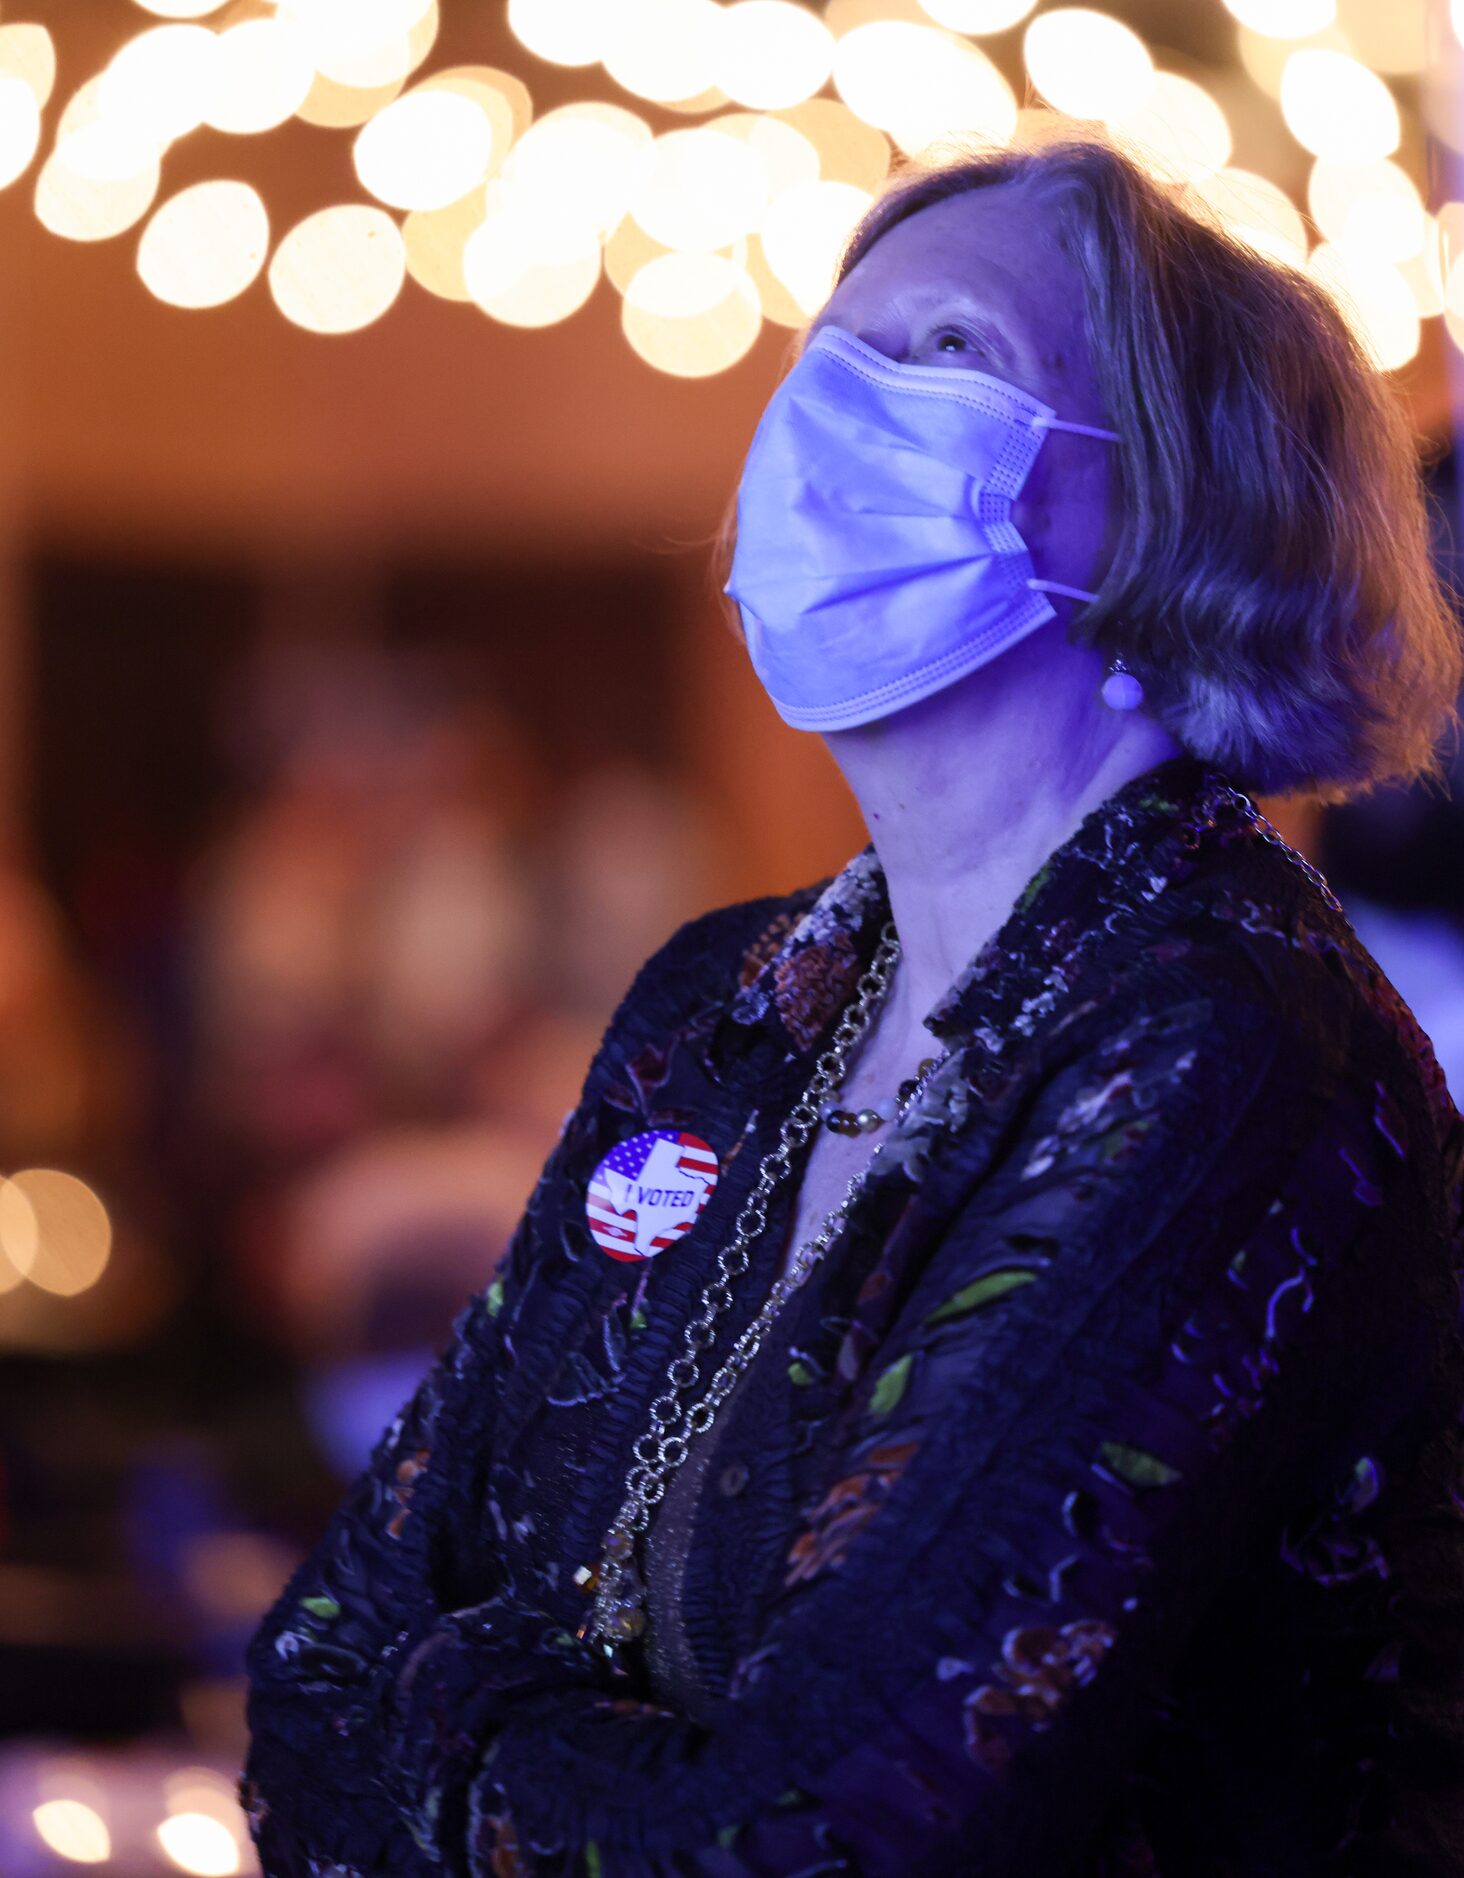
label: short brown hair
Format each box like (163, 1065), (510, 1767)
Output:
(721, 132), (1463, 808)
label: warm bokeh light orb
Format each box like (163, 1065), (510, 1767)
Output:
(403, 187), (488, 301)
(133, 0), (228, 15)
(36, 144), (162, 242)
(354, 89), (496, 212)
(0, 24), (58, 112)
(315, 36), (414, 92)
(622, 249), (762, 375)
(138, 179), (270, 308)
(0, 1177), (38, 1285)
(415, 65), (524, 161)
(295, 69), (407, 130)
(277, 0), (435, 64)
(629, 126), (769, 252)
(500, 102), (651, 244)
(32, 1801), (111, 1866)
(0, 1181), (40, 1282)
(56, 93), (166, 186)
(1184, 164), (1308, 266)
(462, 184), (537, 297)
(465, 195), (601, 325)
(743, 230), (806, 326)
(601, 0), (722, 105)
(507, 0), (609, 67)
(1221, 0), (1336, 35)
(1104, 71), (1231, 186)
(1023, 8), (1154, 120)
(206, 17), (316, 135)
(0, 76), (41, 191)
(3, 1171), (112, 1297)
(165, 1765), (249, 1825)
(99, 24), (224, 145)
(155, 1812), (241, 1878)
(624, 248), (740, 320)
(1308, 158), (1426, 264)
(918, 0), (1037, 31)
(894, 41), (1015, 158)
(283, 0), (437, 89)
(329, 3), (434, 90)
(1279, 48), (1400, 163)
(772, 96), (890, 191)
(1308, 239), (1419, 370)
(830, 20), (954, 132)
(713, 3), (835, 111)
(834, 22), (1016, 157)
(760, 176), (872, 315)
(163, 1765), (242, 1825)
(1337, 0), (1425, 74)
(713, 112), (820, 196)
(410, 0), (444, 72)
(269, 203), (408, 333)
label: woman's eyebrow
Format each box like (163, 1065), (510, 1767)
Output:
(975, 320), (1019, 372)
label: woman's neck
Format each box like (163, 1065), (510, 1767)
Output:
(822, 628), (1187, 1041)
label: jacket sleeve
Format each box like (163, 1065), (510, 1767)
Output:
(238, 898), (796, 1877)
(363, 960), (1451, 1877)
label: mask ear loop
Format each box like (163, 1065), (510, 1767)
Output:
(1024, 414), (1120, 603)
(1027, 577), (1102, 603)
(1031, 415), (1122, 441)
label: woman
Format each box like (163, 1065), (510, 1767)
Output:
(240, 136), (1464, 1874)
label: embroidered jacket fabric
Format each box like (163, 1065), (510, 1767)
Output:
(239, 751), (1464, 1877)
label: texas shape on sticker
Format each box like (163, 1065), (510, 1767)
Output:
(586, 1128), (720, 1262)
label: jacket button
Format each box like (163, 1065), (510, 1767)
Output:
(718, 1461), (749, 1497)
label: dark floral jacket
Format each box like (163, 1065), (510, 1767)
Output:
(239, 751), (1464, 1876)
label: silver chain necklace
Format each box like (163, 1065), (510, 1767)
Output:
(1228, 786), (1343, 911)
(574, 917), (932, 1653)
(573, 780), (1340, 1657)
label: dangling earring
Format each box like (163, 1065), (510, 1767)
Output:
(1101, 654), (1144, 712)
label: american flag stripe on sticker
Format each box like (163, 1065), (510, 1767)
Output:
(585, 1127), (720, 1262)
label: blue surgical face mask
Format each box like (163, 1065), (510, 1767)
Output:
(723, 324), (1120, 732)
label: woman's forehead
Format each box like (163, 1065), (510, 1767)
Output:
(827, 187), (1092, 386)
(842, 190), (1069, 314)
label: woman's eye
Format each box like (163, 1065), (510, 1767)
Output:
(930, 327), (984, 358)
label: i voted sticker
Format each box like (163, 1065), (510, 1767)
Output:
(586, 1128), (720, 1263)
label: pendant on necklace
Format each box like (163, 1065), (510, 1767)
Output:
(820, 1057), (939, 1135)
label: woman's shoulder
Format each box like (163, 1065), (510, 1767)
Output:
(1173, 835), (1458, 1129)
(1003, 831), (1460, 1252)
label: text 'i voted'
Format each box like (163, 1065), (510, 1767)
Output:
(586, 1129), (719, 1262)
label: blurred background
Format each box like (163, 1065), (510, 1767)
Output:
(0, 1), (1460, 1872)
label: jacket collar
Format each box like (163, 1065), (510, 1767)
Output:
(721, 751), (1236, 1077)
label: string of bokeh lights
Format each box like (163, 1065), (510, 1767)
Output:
(19, 1760), (250, 1876)
(0, 1), (1451, 376)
